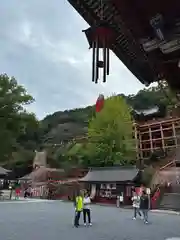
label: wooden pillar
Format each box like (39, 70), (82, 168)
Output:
(172, 121), (177, 147)
(139, 132), (143, 161)
(160, 123), (165, 151)
(134, 123), (139, 161)
(149, 127), (153, 152)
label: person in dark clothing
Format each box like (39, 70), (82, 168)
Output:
(24, 188), (30, 198)
(140, 190), (149, 224)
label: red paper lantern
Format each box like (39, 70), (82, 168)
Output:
(95, 94), (104, 113)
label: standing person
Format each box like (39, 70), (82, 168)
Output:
(119, 193), (124, 207)
(140, 190), (149, 224)
(15, 181), (21, 200)
(74, 191), (83, 228)
(139, 184), (144, 196)
(15, 186), (21, 200)
(132, 191), (142, 220)
(83, 192), (92, 226)
(24, 187), (29, 198)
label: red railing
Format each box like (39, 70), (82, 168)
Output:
(151, 187), (161, 209)
(150, 159), (177, 208)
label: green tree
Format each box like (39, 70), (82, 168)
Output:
(0, 73), (34, 162)
(87, 95), (136, 167)
(16, 112), (40, 149)
(126, 80), (177, 110)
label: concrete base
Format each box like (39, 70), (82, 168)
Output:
(151, 209), (180, 215)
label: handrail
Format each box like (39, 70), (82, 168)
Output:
(159, 160), (177, 171)
(151, 187), (161, 209)
(150, 158), (178, 208)
(150, 163), (174, 190)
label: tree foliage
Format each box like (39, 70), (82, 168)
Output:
(0, 74), (35, 162)
(86, 95), (136, 167)
(126, 81), (177, 110)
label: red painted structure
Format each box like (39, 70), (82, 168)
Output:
(19, 167), (87, 199)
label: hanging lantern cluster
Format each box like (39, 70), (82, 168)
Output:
(83, 22), (115, 83)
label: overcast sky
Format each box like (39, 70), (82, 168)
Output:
(0, 0), (145, 119)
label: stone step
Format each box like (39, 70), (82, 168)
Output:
(160, 192), (180, 210)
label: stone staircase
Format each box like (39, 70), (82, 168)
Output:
(159, 192), (180, 210)
(151, 161), (180, 210)
(156, 126), (180, 210)
(159, 183), (180, 210)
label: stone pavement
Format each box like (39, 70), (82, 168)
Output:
(0, 201), (180, 240)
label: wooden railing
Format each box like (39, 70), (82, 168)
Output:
(151, 185), (166, 209)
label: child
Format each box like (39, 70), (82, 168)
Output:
(83, 192), (92, 226)
(132, 191), (142, 220)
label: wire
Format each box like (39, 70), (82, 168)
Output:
(100, 0), (104, 20)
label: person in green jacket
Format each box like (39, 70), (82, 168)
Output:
(74, 191), (83, 227)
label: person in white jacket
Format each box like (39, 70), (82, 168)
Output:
(131, 191), (142, 220)
(83, 192), (92, 226)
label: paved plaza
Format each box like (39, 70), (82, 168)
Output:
(0, 200), (180, 240)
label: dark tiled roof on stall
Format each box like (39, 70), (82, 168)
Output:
(0, 166), (11, 175)
(79, 166), (139, 182)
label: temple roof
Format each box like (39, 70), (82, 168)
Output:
(134, 106), (159, 116)
(19, 167), (65, 182)
(0, 167), (11, 176)
(19, 174), (31, 180)
(79, 167), (139, 182)
(132, 105), (166, 121)
(68, 0), (180, 89)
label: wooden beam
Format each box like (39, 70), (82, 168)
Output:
(138, 117), (180, 128)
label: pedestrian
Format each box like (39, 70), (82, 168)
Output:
(74, 191), (83, 228)
(24, 187), (29, 198)
(83, 192), (92, 226)
(119, 193), (124, 207)
(15, 187), (21, 200)
(131, 191), (142, 220)
(140, 190), (149, 224)
(139, 184), (144, 196)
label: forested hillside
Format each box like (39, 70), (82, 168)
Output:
(40, 82), (175, 145)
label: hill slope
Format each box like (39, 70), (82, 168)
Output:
(39, 85), (173, 145)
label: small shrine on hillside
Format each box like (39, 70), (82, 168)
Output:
(19, 150), (88, 199)
(19, 150), (65, 198)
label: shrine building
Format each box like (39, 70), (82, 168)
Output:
(79, 166), (141, 205)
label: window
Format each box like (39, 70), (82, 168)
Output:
(100, 184), (105, 189)
(106, 184), (110, 189)
(110, 183), (116, 189)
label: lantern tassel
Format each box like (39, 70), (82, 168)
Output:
(103, 38), (107, 83)
(95, 37), (99, 84)
(92, 41), (96, 82)
(107, 46), (110, 75)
